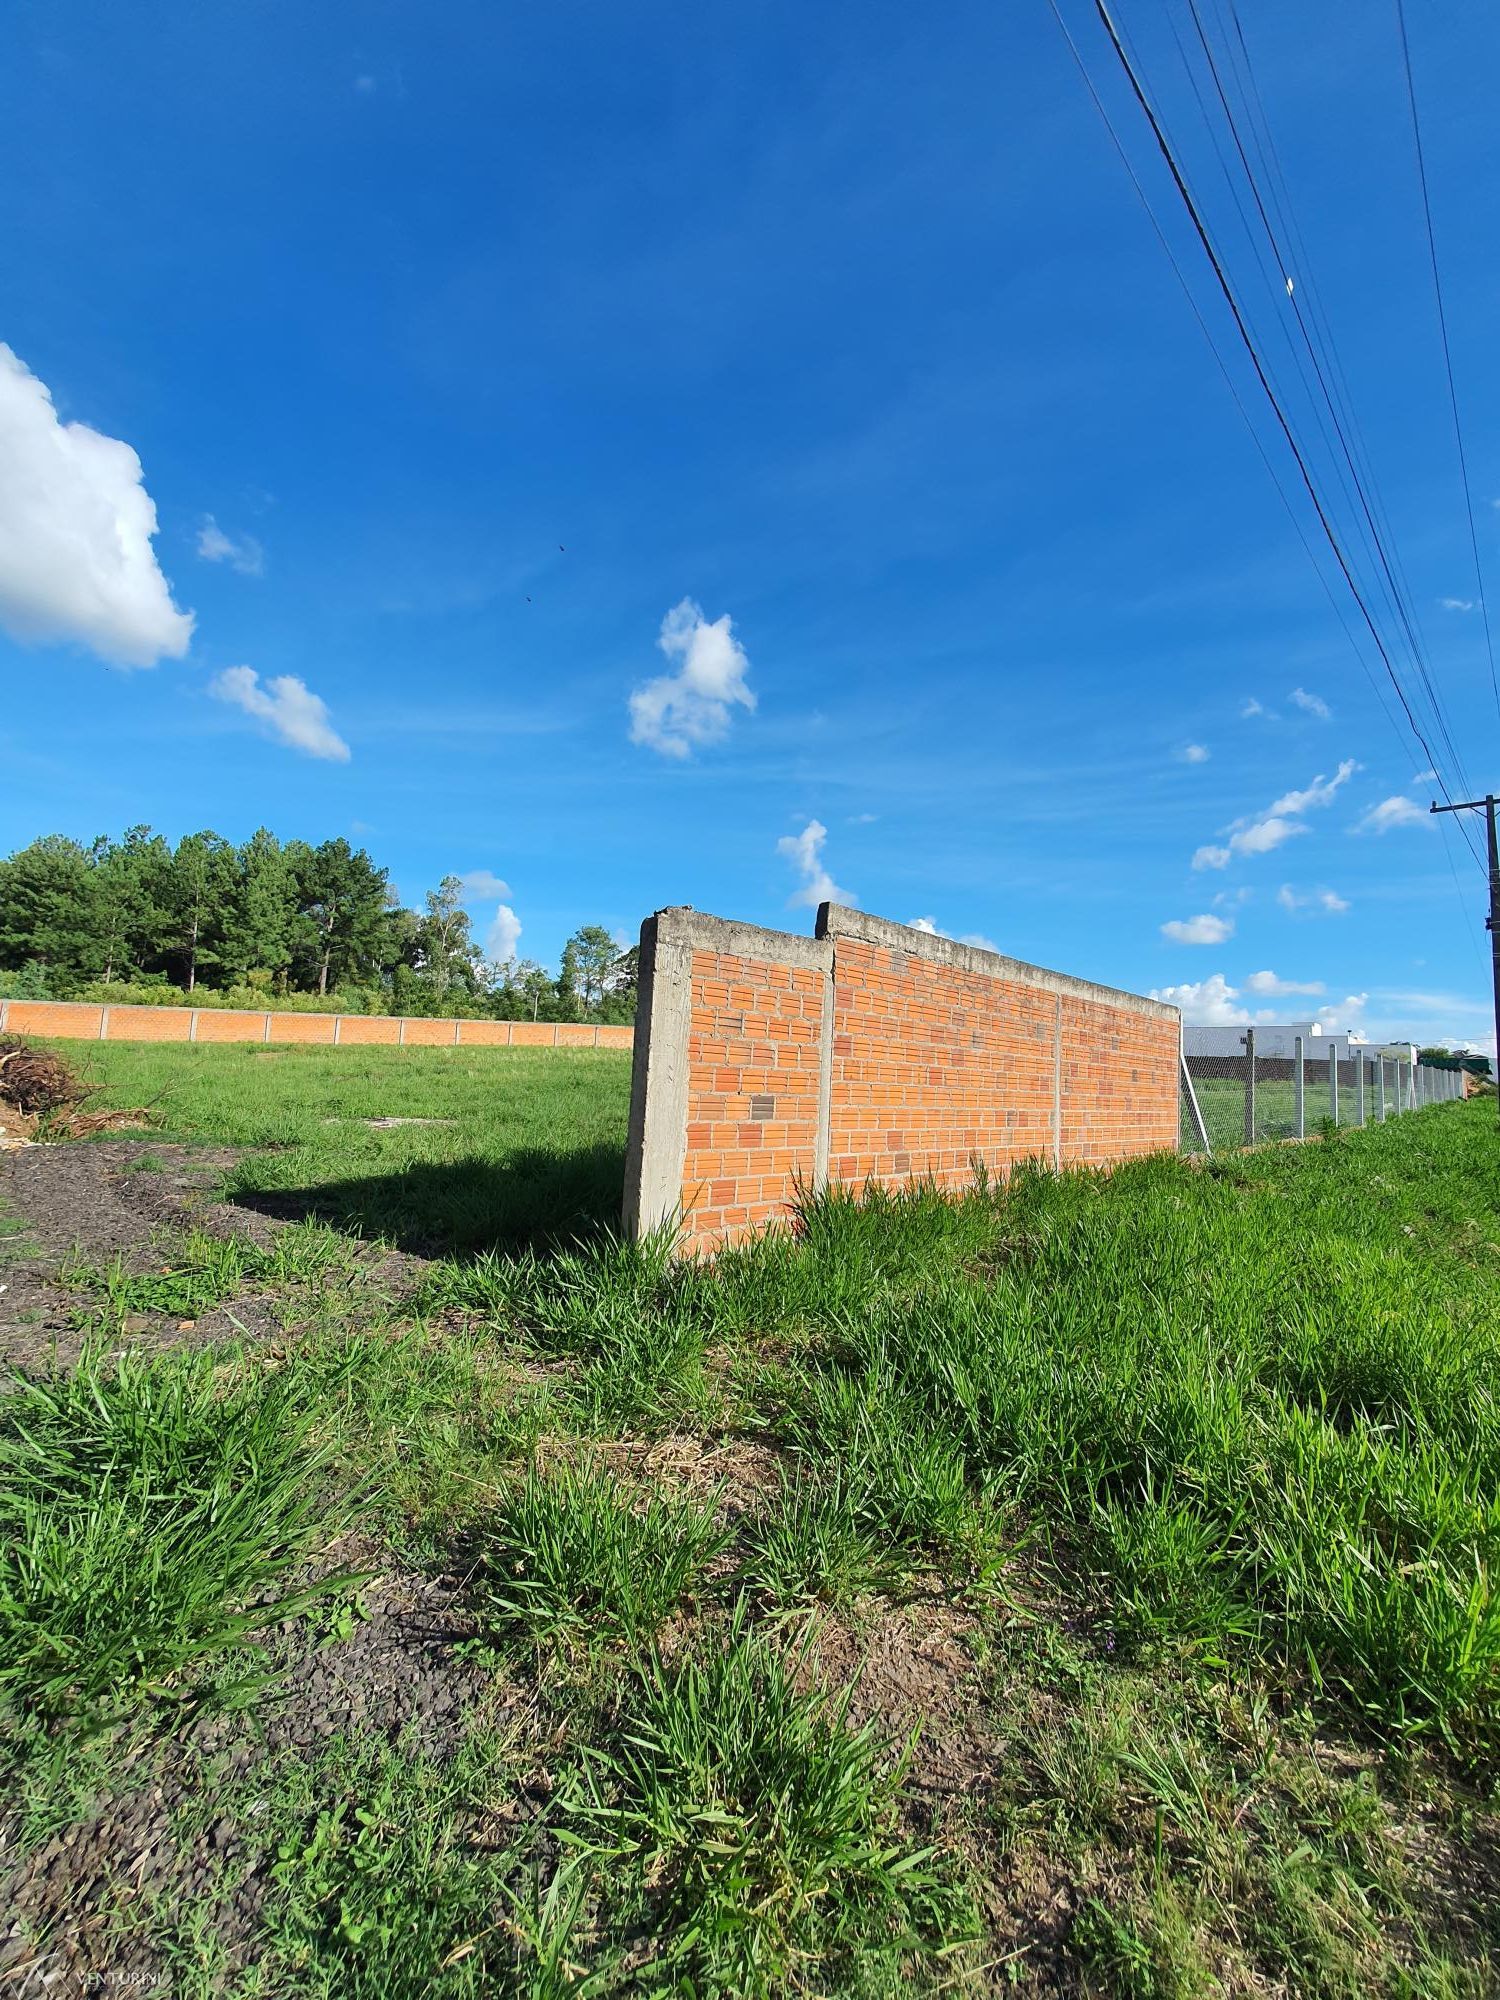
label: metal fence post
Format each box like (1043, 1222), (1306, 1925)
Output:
(1355, 1052), (1365, 1126)
(1328, 1044), (1340, 1125)
(1243, 1027), (1256, 1145)
(1180, 1050), (1211, 1155)
(1378, 1056), (1387, 1121)
(1294, 1034), (1305, 1140)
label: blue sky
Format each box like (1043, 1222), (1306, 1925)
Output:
(2, 0), (1497, 1047)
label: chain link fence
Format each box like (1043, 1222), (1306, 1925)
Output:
(1179, 1031), (1468, 1155)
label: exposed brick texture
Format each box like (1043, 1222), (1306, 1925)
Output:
(678, 946), (828, 1251)
(0, 997), (634, 1052)
(624, 905), (1180, 1255)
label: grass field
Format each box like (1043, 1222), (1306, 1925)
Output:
(2, 1042), (1498, 1994)
(63, 1039), (634, 1251)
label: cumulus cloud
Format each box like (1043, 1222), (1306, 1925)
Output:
(1289, 686), (1331, 719)
(1245, 969), (1326, 996)
(1178, 743), (1210, 763)
(908, 916), (1000, 953)
(210, 666), (350, 761)
(1161, 913), (1233, 945)
(1150, 972), (1249, 1025)
(1438, 597), (1476, 612)
(1277, 884), (1350, 914)
(1412, 767), (1438, 784)
(777, 819), (855, 909)
(486, 905), (522, 964)
(1319, 993), (1367, 1031)
(197, 515), (264, 577)
(1241, 697), (1273, 719)
(458, 869), (512, 901)
(1192, 761), (1356, 869)
(628, 598), (755, 757)
(1354, 795), (1426, 835)
(0, 342), (194, 667)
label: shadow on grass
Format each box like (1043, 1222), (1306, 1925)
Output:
(228, 1142), (627, 1259)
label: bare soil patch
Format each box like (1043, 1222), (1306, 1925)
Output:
(0, 1540), (499, 1995)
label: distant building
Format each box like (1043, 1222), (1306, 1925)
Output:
(1183, 1022), (1415, 1064)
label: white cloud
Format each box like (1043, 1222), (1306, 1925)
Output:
(1289, 686), (1331, 719)
(1192, 760), (1356, 869)
(1265, 761), (1357, 817)
(1178, 743), (1210, 763)
(486, 904), (521, 964)
(1245, 969), (1326, 996)
(458, 869), (512, 901)
(1233, 814), (1307, 858)
(1241, 697), (1266, 718)
(1319, 993), (1367, 1032)
(1161, 913), (1233, 945)
(1277, 884), (1349, 914)
(210, 666), (350, 761)
(196, 515), (264, 577)
(628, 598), (755, 757)
(848, 812), (879, 824)
(1438, 597), (1476, 612)
(0, 342), (194, 667)
(1151, 972), (1249, 1025)
(907, 916), (1000, 952)
(778, 819), (855, 908)
(1412, 768), (1438, 784)
(1354, 795), (1426, 835)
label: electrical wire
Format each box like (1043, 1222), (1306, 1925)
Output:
(1044, 0), (1407, 753)
(1081, 0), (1483, 860)
(1182, 0), (1478, 811)
(1396, 0), (1500, 728)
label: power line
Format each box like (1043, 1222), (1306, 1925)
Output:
(1396, 0), (1500, 729)
(1181, 0), (1474, 803)
(1044, 0), (1407, 752)
(1079, 0), (1482, 859)
(1171, 0), (1476, 816)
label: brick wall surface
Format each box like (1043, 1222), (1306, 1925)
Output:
(679, 946), (828, 1250)
(0, 997), (634, 1051)
(624, 904), (1180, 1254)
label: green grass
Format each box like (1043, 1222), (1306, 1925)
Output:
(55, 1039), (633, 1253)
(3, 1042), (1497, 1994)
(0, 1342), (358, 1733)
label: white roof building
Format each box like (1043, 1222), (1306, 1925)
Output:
(1183, 1022), (1415, 1062)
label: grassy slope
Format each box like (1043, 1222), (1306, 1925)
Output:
(3, 1045), (1498, 1994)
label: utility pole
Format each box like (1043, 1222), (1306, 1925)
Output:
(1429, 795), (1500, 1126)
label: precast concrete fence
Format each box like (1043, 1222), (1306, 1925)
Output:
(623, 903), (1181, 1254)
(0, 997), (634, 1051)
(1179, 1028), (1472, 1155)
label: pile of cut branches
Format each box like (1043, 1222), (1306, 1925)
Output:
(0, 1035), (153, 1141)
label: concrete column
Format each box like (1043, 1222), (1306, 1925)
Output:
(1294, 1035), (1304, 1140)
(100, 1007), (111, 1042)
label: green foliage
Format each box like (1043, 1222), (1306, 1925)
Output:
(0, 1344), (354, 1729)
(0, 825), (636, 1021)
(471, 1459), (729, 1658)
(555, 1610), (970, 1994)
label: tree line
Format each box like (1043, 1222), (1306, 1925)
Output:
(0, 827), (637, 1023)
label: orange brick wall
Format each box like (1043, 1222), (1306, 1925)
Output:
(624, 905), (1181, 1254)
(827, 937), (1058, 1187)
(0, 997), (634, 1052)
(679, 946), (828, 1252)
